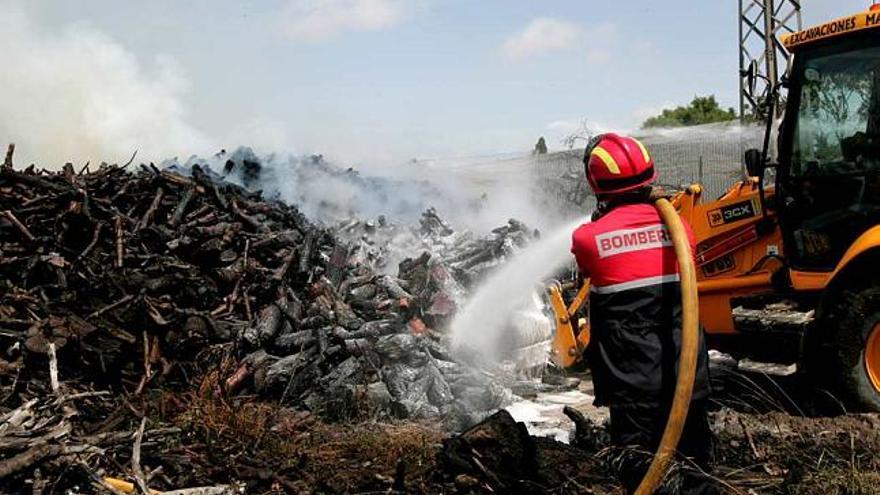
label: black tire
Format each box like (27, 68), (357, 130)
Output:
(816, 288), (880, 412)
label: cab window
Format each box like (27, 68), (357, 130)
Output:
(793, 45), (880, 176)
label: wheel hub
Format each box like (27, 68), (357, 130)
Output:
(867, 322), (880, 393)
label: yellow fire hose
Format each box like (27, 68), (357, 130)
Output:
(634, 197), (701, 495)
(107, 202), (697, 495)
(549, 197), (700, 492)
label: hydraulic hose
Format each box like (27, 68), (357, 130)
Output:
(634, 198), (700, 495)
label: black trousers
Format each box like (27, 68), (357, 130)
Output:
(608, 400), (718, 494)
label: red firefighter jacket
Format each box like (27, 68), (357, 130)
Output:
(571, 202), (710, 407)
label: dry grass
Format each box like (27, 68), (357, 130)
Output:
(710, 409), (880, 494)
(149, 362), (880, 494)
(174, 394), (310, 462)
(169, 393), (445, 493)
(786, 469), (880, 495)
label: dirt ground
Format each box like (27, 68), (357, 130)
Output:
(3, 369), (880, 494)
(108, 379), (880, 494)
(165, 389), (880, 495)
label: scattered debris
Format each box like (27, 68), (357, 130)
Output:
(3, 152), (880, 494)
(440, 409), (611, 494)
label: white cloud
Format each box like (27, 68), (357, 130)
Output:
(502, 17), (581, 61)
(584, 23), (618, 63)
(279, 0), (405, 42)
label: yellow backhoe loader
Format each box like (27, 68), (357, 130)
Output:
(551, 5), (880, 414)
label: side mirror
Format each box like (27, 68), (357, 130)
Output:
(744, 148), (764, 178)
(746, 60), (758, 99)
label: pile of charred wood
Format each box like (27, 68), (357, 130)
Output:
(339, 207), (539, 293)
(0, 149), (531, 429)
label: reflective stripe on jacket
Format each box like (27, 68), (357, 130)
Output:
(571, 202), (710, 407)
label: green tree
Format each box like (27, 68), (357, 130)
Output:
(533, 136), (548, 155)
(642, 95), (737, 128)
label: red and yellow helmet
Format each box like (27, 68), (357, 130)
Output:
(583, 133), (656, 195)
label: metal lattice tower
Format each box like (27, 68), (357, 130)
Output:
(739, 0), (802, 119)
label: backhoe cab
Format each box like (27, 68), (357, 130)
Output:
(550, 6), (880, 411)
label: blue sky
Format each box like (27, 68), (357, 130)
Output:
(1, 0), (869, 166)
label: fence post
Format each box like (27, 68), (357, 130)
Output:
(698, 156), (704, 185)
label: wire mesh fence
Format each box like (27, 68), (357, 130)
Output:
(532, 125), (766, 218)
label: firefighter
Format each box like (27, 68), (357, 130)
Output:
(571, 133), (715, 494)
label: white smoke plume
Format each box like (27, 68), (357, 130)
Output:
(0, 2), (214, 169)
(0, 2), (569, 235)
(386, 153), (577, 232)
(173, 146), (571, 235)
